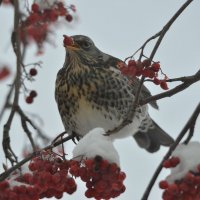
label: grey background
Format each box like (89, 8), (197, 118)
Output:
(0, 0), (200, 199)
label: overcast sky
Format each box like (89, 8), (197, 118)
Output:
(0, 0), (200, 200)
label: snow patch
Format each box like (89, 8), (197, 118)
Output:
(73, 127), (120, 166)
(34, 0), (60, 10)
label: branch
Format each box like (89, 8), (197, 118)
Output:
(108, 0), (194, 135)
(2, 0), (22, 164)
(0, 83), (14, 122)
(141, 102), (200, 200)
(134, 0), (194, 108)
(140, 69), (200, 105)
(0, 133), (73, 182)
(16, 106), (50, 147)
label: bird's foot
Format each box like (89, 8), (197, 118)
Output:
(72, 131), (80, 144)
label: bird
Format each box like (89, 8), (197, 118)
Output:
(55, 35), (174, 153)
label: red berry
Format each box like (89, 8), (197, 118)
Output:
(142, 69), (148, 77)
(84, 159), (94, 169)
(29, 68), (37, 76)
(99, 159), (109, 171)
(69, 165), (79, 177)
(170, 157), (180, 167)
(159, 180), (169, 189)
(167, 183), (178, 194)
(151, 62), (160, 72)
(128, 60), (136, 67)
(65, 14), (73, 22)
(160, 80), (169, 90)
(142, 59), (151, 67)
(127, 65), (137, 77)
(30, 90), (37, 98)
(118, 172), (126, 181)
(49, 10), (58, 22)
(153, 77), (161, 85)
(26, 96), (33, 104)
(95, 180), (107, 192)
(109, 163), (119, 173)
(85, 188), (95, 198)
(63, 35), (74, 47)
(179, 182), (189, 192)
(0, 66), (10, 80)
(31, 3), (39, 13)
(163, 160), (171, 168)
(136, 60), (143, 68)
(27, 13), (40, 24)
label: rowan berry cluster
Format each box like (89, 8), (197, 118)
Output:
(162, 156), (180, 168)
(119, 59), (169, 90)
(19, 1), (76, 53)
(0, 151), (77, 200)
(25, 90), (38, 104)
(0, 180), (39, 200)
(69, 156), (126, 199)
(160, 157), (200, 200)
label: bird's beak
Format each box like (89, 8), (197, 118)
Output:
(63, 35), (80, 50)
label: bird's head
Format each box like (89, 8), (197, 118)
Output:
(63, 35), (109, 66)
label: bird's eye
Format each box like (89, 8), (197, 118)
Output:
(80, 41), (91, 49)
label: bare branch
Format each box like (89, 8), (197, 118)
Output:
(140, 69), (200, 105)
(135, 0), (194, 109)
(16, 106), (50, 143)
(107, 0), (194, 135)
(141, 102), (200, 200)
(2, 0), (22, 164)
(0, 83), (14, 122)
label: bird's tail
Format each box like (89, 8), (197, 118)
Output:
(133, 117), (174, 153)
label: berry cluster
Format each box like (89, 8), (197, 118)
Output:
(69, 156), (126, 199)
(162, 156), (180, 168)
(19, 1), (76, 53)
(160, 157), (200, 200)
(119, 59), (169, 90)
(0, 151), (77, 200)
(25, 90), (37, 104)
(0, 180), (39, 200)
(25, 67), (38, 104)
(161, 170), (200, 200)
(29, 153), (77, 198)
(0, 66), (10, 81)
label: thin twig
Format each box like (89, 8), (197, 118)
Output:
(140, 69), (200, 106)
(20, 115), (36, 151)
(135, 0), (194, 109)
(16, 106), (50, 143)
(2, 0), (22, 164)
(108, 0), (194, 135)
(141, 102), (200, 200)
(0, 83), (14, 122)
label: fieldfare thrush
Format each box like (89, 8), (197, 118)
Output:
(55, 35), (174, 153)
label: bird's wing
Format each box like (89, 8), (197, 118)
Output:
(104, 55), (159, 109)
(86, 67), (135, 122)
